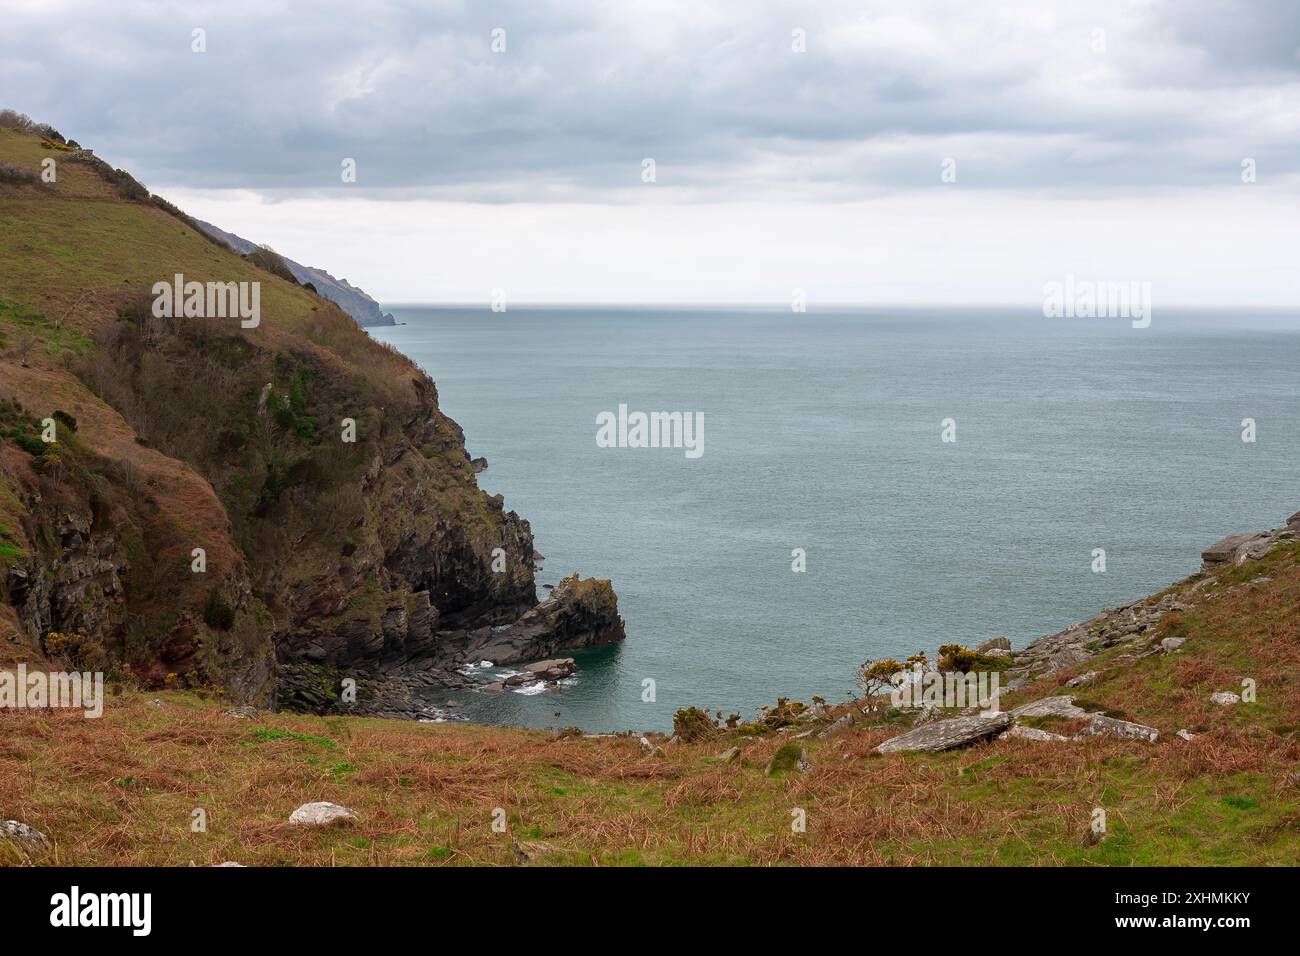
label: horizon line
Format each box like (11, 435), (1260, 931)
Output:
(378, 301), (1300, 311)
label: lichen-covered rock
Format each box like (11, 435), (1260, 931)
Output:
(1001, 724), (1069, 742)
(1210, 691), (1240, 706)
(0, 820), (51, 859)
(874, 712), (1012, 754)
(288, 802), (356, 826)
(1201, 532), (1277, 569)
(1011, 696), (1090, 720)
(1074, 714), (1159, 743)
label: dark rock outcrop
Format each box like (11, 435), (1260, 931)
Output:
(504, 658), (576, 687)
(456, 574), (625, 667)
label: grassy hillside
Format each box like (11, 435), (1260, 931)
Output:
(0, 117), (549, 711)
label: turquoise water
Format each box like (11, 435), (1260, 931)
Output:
(369, 307), (1299, 733)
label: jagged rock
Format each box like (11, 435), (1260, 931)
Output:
(766, 744), (810, 775)
(1210, 691), (1240, 706)
(501, 658), (574, 688)
(1011, 695), (1091, 720)
(1066, 670), (1099, 687)
(874, 712), (1013, 754)
(1075, 714), (1159, 743)
(1160, 637), (1186, 653)
(523, 658), (576, 681)
(1201, 532), (1276, 569)
(404, 590), (438, 654)
(0, 820), (51, 857)
(288, 802), (357, 826)
(976, 636), (1012, 653)
(1000, 725), (1069, 742)
(462, 574), (625, 667)
(638, 736), (653, 754)
(1046, 647), (1092, 672)
(470, 457), (488, 474)
(715, 746), (742, 763)
(1176, 729), (1196, 741)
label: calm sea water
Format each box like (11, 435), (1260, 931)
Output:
(369, 307), (1299, 733)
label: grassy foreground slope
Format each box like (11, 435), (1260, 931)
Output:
(4, 535), (1298, 866)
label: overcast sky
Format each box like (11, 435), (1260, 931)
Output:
(5, 0), (1298, 305)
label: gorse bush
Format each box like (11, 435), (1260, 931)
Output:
(41, 631), (111, 672)
(936, 643), (1007, 673)
(672, 706), (721, 742)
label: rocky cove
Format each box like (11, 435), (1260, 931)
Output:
(1, 371), (627, 723)
(0, 116), (625, 722)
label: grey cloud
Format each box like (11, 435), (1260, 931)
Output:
(2, 0), (1297, 198)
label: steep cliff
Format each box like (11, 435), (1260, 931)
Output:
(0, 117), (623, 716)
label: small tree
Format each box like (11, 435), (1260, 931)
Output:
(858, 658), (904, 710)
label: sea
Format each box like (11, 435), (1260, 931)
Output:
(366, 306), (1300, 732)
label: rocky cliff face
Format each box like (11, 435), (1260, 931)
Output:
(0, 119), (623, 718)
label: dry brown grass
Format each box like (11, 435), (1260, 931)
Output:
(1, 675), (1296, 866)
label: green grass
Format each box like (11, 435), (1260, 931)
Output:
(250, 727), (339, 750)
